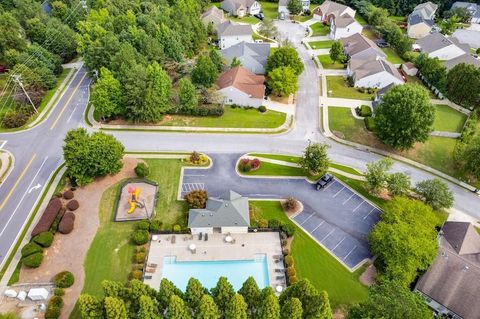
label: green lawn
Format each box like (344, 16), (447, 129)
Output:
(161, 106), (286, 129)
(381, 47), (404, 64)
(244, 161), (307, 177)
(310, 22), (330, 36)
(308, 40), (334, 49)
(259, 1), (278, 19)
(318, 55), (345, 69)
(326, 76), (375, 100)
(433, 105), (467, 133)
(250, 201), (368, 307)
(329, 107), (371, 142)
(355, 14), (368, 26)
(361, 28), (378, 40)
(230, 15), (259, 24)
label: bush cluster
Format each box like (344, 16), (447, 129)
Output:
(135, 252), (146, 264)
(173, 224), (182, 232)
(21, 242), (43, 257)
(268, 219), (281, 229)
(66, 200), (79, 211)
(32, 232), (54, 248)
(62, 190), (74, 200)
(132, 230), (150, 245)
(31, 198), (63, 236)
(357, 87), (375, 94)
(149, 220), (162, 232)
(22, 252), (44, 268)
(135, 162), (150, 178)
(364, 117), (376, 131)
(1, 108), (30, 128)
(54, 288), (65, 296)
(285, 255), (294, 267)
(356, 105), (372, 117)
(258, 105), (267, 113)
(238, 158), (261, 172)
(283, 197), (298, 212)
(45, 295), (63, 319)
(172, 104), (224, 117)
(59, 212), (75, 234)
(130, 270), (143, 280)
(184, 190), (208, 209)
(54, 271), (75, 288)
(136, 220), (150, 231)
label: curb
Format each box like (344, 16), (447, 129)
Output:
(0, 150), (14, 186)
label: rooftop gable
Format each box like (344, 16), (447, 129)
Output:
(216, 66), (265, 98)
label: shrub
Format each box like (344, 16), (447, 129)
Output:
(1, 108), (30, 128)
(238, 158), (252, 172)
(22, 252), (43, 268)
(173, 224), (181, 232)
(282, 248), (290, 255)
(283, 197), (298, 211)
(133, 264), (144, 271)
(66, 200), (79, 211)
(62, 190), (74, 200)
(268, 219), (281, 229)
(364, 117), (376, 131)
(54, 271), (75, 288)
(21, 242), (43, 257)
(189, 151), (201, 164)
(281, 239), (287, 247)
(289, 275), (298, 284)
(184, 190), (208, 209)
(135, 252), (146, 263)
(44, 305), (61, 319)
(258, 105), (267, 113)
(49, 296), (64, 308)
(58, 213), (75, 234)
(32, 198), (63, 236)
(285, 255), (294, 267)
(32, 232), (54, 248)
(130, 270), (143, 280)
(258, 218), (268, 228)
(136, 246), (146, 253)
(250, 158), (261, 170)
(287, 266), (296, 277)
(280, 223), (296, 237)
(135, 162), (150, 178)
(132, 230), (150, 245)
(149, 220), (161, 232)
(136, 220), (150, 231)
(359, 105), (372, 117)
(54, 288), (64, 296)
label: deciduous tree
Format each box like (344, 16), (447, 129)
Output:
(266, 46), (304, 75)
(447, 63), (480, 110)
(288, 0), (304, 15)
(258, 18), (278, 39)
(365, 158), (393, 194)
(192, 55), (218, 88)
(415, 178), (454, 210)
(91, 67), (123, 120)
(461, 136), (480, 179)
(267, 66), (298, 97)
(299, 143), (330, 176)
(329, 41), (345, 63)
(209, 49), (225, 72)
(387, 172), (411, 196)
(178, 78), (198, 112)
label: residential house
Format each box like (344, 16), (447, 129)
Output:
(372, 83), (395, 110)
(216, 21), (254, 49)
(452, 2), (480, 24)
(201, 6), (226, 28)
(220, 41), (270, 74)
(443, 53), (480, 70)
(402, 62), (418, 76)
(278, 0), (311, 19)
(347, 57), (404, 88)
(415, 221), (480, 319)
(329, 15), (363, 40)
(340, 33), (386, 60)
(188, 191), (250, 234)
(407, 2), (438, 39)
(313, 0), (355, 22)
(416, 33), (469, 60)
(221, 0), (261, 17)
(216, 66), (265, 107)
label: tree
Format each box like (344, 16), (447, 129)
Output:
(258, 19), (278, 39)
(257, 289), (280, 319)
(211, 277), (235, 314)
(317, 291), (333, 319)
(91, 67), (123, 120)
(415, 178), (454, 210)
(444, 7), (472, 23)
(224, 294), (248, 319)
(63, 129), (125, 185)
(387, 172), (411, 196)
(288, 0), (304, 15)
(447, 63), (480, 110)
(179, 78), (198, 111)
(197, 294), (221, 319)
(439, 15), (460, 35)
(266, 46), (304, 75)
(369, 197), (439, 286)
(192, 55), (218, 88)
(158, 278), (183, 312)
(139, 295), (160, 319)
(0, 12), (27, 59)
(185, 278), (208, 314)
(104, 297), (128, 319)
(461, 136), (480, 179)
(347, 281), (432, 319)
(280, 297), (303, 319)
(267, 66), (299, 97)
(139, 61), (172, 122)
(299, 143), (330, 176)
(209, 49), (224, 72)
(167, 295), (191, 319)
(279, 279), (331, 319)
(374, 84), (434, 150)
(78, 294), (103, 319)
(231, 57), (242, 68)
(238, 276), (260, 316)
(365, 158), (394, 194)
(414, 54), (447, 92)
(329, 41), (345, 63)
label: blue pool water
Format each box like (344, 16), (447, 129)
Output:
(162, 254), (270, 291)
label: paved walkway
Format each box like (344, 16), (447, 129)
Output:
(321, 97), (372, 107)
(431, 131), (461, 138)
(320, 69), (348, 76)
(264, 99), (295, 115)
(310, 48), (330, 55)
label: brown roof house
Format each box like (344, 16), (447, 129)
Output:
(201, 6), (226, 28)
(216, 66), (265, 108)
(313, 0), (356, 23)
(415, 221), (480, 319)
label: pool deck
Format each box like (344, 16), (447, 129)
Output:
(144, 232), (286, 291)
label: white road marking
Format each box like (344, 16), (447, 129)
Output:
(342, 194), (355, 205)
(184, 174), (205, 177)
(0, 141), (6, 149)
(67, 106), (77, 123)
(300, 213), (314, 225)
(332, 186), (345, 198)
(343, 246), (357, 261)
(321, 229), (335, 241)
(311, 220), (324, 232)
(363, 207), (376, 220)
(332, 237), (346, 251)
(352, 201), (365, 213)
(28, 183), (42, 194)
(322, 181), (335, 190)
(0, 156), (48, 238)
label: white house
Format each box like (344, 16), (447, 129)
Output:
(216, 66), (265, 107)
(220, 41), (270, 74)
(348, 57), (404, 88)
(329, 15), (363, 39)
(416, 33), (468, 61)
(278, 0), (311, 19)
(216, 21), (253, 49)
(188, 191), (250, 234)
(221, 0), (261, 17)
(313, 0), (355, 22)
(451, 2), (480, 24)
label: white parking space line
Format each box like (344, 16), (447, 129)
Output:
(363, 207), (376, 220)
(311, 220), (325, 232)
(342, 194), (355, 205)
(332, 237), (346, 251)
(184, 174), (205, 177)
(300, 213), (315, 225)
(0, 141), (6, 149)
(323, 181), (335, 190)
(333, 187), (345, 198)
(352, 201), (365, 213)
(321, 229), (335, 241)
(343, 245), (357, 261)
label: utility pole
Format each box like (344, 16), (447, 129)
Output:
(11, 74), (38, 114)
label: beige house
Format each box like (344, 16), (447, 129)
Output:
(201, 6), (226, 28)
(407, 2), (438, 39)
(221, 0), (261, 17)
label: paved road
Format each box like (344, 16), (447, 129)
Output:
(0, 21), (479, 268)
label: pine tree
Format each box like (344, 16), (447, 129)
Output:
(167, 295), (191, 319)
(280, 297), (303, 319)
(104, 297), (128, 319)
(238, 277), (260, 316)
(139, 295), (160, 319)
(158, 278), (183, 313)
(185, 278), (208, 314)
(211, 277), (235, 314)
(257, 289), (280, 319)
(224, 294), (248, 319)
(197, 294), (221, 319)
(178, 78), (198, 112)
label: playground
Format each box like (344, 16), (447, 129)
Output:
(115, 180), (158, 221)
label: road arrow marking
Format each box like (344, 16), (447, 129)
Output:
(28, 183), (42, 194)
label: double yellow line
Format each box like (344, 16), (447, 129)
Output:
(0, 154), (36, 211)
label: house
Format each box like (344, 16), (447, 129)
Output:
(220, 41), (270, 74)
(416, 33), (468, 61)
(402, 62), (418, 76)
(372, 83), (395, 110)
(347, 57), (404, 88)
(407, 2), (438, 39)
(443, 53), (480, 70)
(201, 6), (226, 28)
(188, 191), (250, 234)
(216, 21), (254, 49)
(221, 0), (261, 17)
(329, 15), (363, 39)
(451, 2), (480, 24)
(415, 221), (480, 319)
(340, 33), (386, 60)
(216, 66), (265, 108)
(313, 0), (355, 23)
(278, 0), (310, 19)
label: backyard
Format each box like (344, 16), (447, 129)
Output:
(433, 104), (467, 132)
(318, 55), (345, 69)
(308, 40), (334, 49)
(381, 47), (404, 64)
(310, 22), (330, 36)
(326, 76), (375, 100)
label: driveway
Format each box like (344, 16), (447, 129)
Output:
(181, 154), (380, 270)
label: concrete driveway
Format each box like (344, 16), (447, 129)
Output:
(181, 154), (380, 270)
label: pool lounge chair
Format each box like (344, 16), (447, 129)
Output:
(274, 269), (285, 273)
(204, 233), (208, 241)
(276, 275), (285, 280)
(145, 268), (156, 273)
(171, 235), (176, 244)
(199, 232), (203, 240)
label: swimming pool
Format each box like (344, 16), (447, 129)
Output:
(162, 254), (270, 291)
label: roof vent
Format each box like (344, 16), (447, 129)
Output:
(210, 213), (213, 216)
(463, 266), (469, 272)
(225, 203), (229, 207)
(202, 213), (205, 217)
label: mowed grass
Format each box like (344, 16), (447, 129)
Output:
(381, 47), (404, 64)
(250, 201), (368, 308)
(310, 22), (330, 36)
(308, 40), (334, 49)
(318, 55), (345, 69)
(326, 76), (375, 100)
(259, 1), (278, 19)
(230, 15), (259, 24)
(361, 28), (378, 40)
(328, 107), (371, 142)
(433, 104), (467, 132)
(162, 107), (286, 129)
(356, 14), (368, 26)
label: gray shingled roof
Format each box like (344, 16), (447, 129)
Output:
(340, 33), (386, 59)
(444, 53), (480, 70)
(216, 21), (253, 37)
(220, 41), (270, 68)
(188, 191), (250, 228)
(351, 57), (403, 82)
(408, 13), (434, 26)
(416, 33), (461, 53)
(412, 2), (438, 19)
(415, 222), (480, 319)
(452, 1), (479, 18)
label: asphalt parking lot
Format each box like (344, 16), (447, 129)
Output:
(180, 154), (381, 270)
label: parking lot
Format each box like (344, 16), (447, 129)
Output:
(180, 154), (381, 271)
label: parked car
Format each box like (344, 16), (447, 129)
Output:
(315, 173), (334, 190)
(254, 13), (264, 20)
(375, 39), (389, 48)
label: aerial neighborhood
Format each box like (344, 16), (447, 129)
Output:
(0, 0), (479, 319)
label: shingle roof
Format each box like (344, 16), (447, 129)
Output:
(340, 33), (386, 59)
(314, 0), (352, 18)
(202, 6), (225, 20)
(216, 20), (253, 37)
(415, 222), (480, 319)
(222, 0), (257, 10)
(412, 2), (438, 19)
(452, 1), (479, 16)
(408, 13), (434, 27)
(188, 190), (250, 228)
(443, 53), (480, 70)
(350, 57), (403, 82)
(217, 66), (265, 98)
(416, 33), (460, 53)
(335, 14), (356, 28)
(220, 41), (270, 69)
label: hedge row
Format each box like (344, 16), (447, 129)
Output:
(31, 198), (63, 236)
